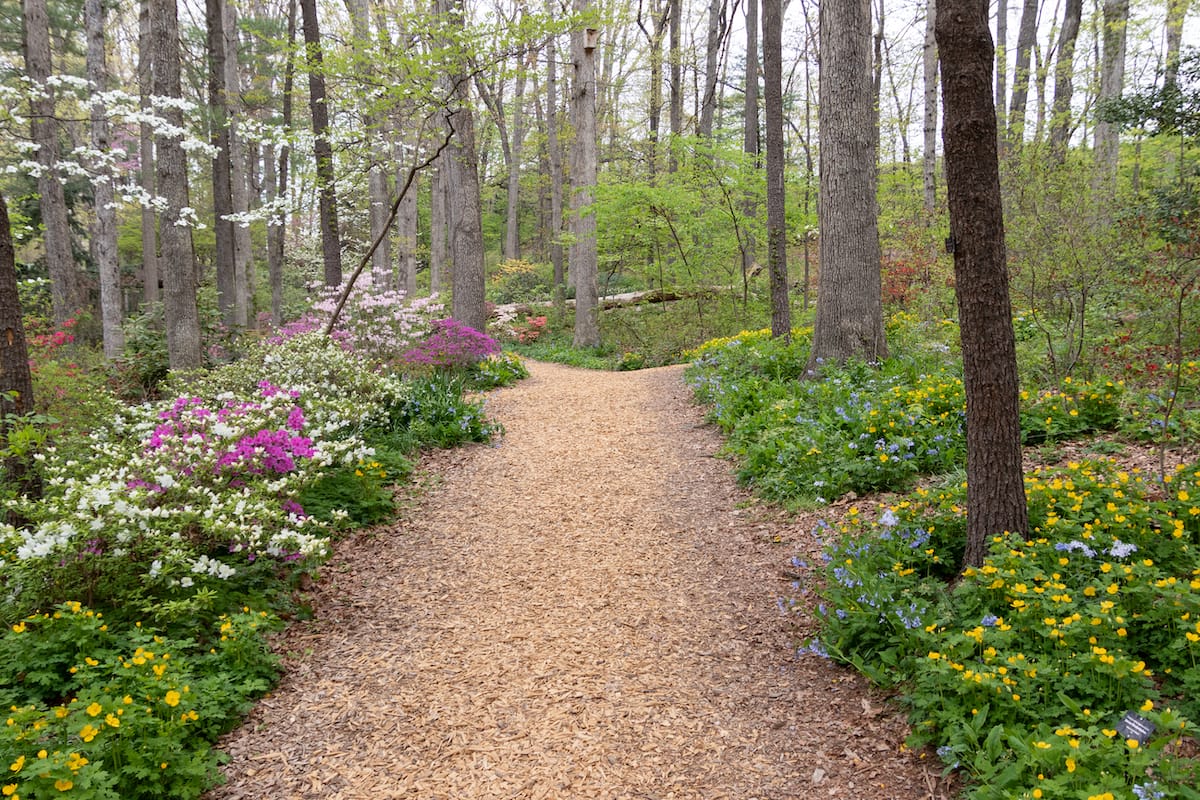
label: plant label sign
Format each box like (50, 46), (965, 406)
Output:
(1116, 711), (1156, 746)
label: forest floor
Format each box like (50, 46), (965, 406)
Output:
(206, 361), (955, 800)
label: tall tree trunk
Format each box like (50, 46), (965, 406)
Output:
(873, 0), (885, 159)
(643, 1), (668, 181)
(1006, 0), (1039, 148)
(546, 15), (566, 310)
(506, 59), (529, 261)
(1164, 0), (1191, 89)
(138, 0), (159, 305)
(698, 0), (726, 138)
(85, 0), (123, 360)
(266, 0), (297, 325)
(346, 0), (392, 290)
(1048, 0), (1083, 161)
(923, 0), (939, 214)
(397, 167), (418, 296)
(570, 9), (600, 348)
(226, 0), (251, 327)
(208, 0), (238, 327)
(0, 193), (37, 502)
(762, 0), (789, 338)
(808, 0), (886, 370)
(152, 0), (203, 370)
(936, 0), (1029, 569)
(24, 0), (76, 325)
(995, 0), (1008, 138)
(1093, 0), (1129, 199)
(429, 158), (447, 294)
(742, 0), (760, 282)
(439, 0), (486, 333)
(668, 0), (682, 172)
(300, 0), (343, 286)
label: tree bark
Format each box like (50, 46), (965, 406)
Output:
(506, 59), (529, 261)
(923, 0), (939, 214)
(1165, 0), (1191, 90)
(668, 0), (682, 173)
(208, 0), (238, 327)
(1005, 0), (1038, 147)
(936, 0), (1029, 570)
(546, 12), (566, 310)
(570, 6), (600, 348)
(266, 0), (297, 325)
(429, 158), (447, 294)
(995, 0), (1007, 138)
(641, 0), (669, 180)
(86, 0), (123, 360)
(138, 0), (159, 305)
(439, 0), (487, 333)
(1048, 0), (1083, 161)
(225, 0), (252, 327)
(300, 0), (343, 286)
(1093, 0), (1129, 199)
(742, 0), (760, 284)
(24, 0), (77, 325)
(152, 0), (203, 370)
(808, 0), (886, 370)
(698, 0), (726, 138)
(397, 167), (418, 296)
(762, 0), (789, 339)
(0, 194), (35, 422)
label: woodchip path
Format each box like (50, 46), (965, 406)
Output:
(207, 362), (948, 799)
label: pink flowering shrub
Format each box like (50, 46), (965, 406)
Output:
(399, 319), (499, 370)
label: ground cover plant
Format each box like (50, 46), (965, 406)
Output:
(687, 313), (1200, 798)
(0, 299), (525, 799)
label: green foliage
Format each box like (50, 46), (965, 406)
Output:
(466, 351), (530, 390)
(0, 602), (280, 800)
(803, 460), (1200, 798)
(386, 372), (502, 450)
(685, 318), (967, 506)
(487, 259), (551, 304)
(1019, 377), (1124, 444)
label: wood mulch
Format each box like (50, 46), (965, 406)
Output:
(206, 361), (954, 799)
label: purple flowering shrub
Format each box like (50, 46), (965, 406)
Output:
(399, 318), (499, 371)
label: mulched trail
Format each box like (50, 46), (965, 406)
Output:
(206, 361), (952, 799)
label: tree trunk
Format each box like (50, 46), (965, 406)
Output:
(1165, 0), (1191, 89)
(570, 7), (600, 348)
(1048, 0), (1083, 161)
(266, 0), (297, 325)
(24, 0), (77, 325)
(1006, 0), (1038, 147)
(698, 0), (726, 138)
(152, 0), (203, 370)
(346, 0), (393, 290)
(1093, 0), (1129, 199)
(506, 60), (529, 261)
(643, 1), (668, 181)
(138, 0), (159, 305)
(439, 0), (487, 333)
(429, 158), (447, 294)
(85, 0), (123, 360)
(995, 0), (1007, 138)
(207, 0), (238, 327)
(808, 0), (886, 370)
(0, 194), (35, 422)
(226, 0), (252, 328)
(546, 13), (566, 310)
(397, 167), (418, 296)
(742, 0), (760, 283)
(668, 0), (682, 173)
(762, 0), (789, 339)
(923, 0), (938, 214)
(936, 0), (1029, 570)
(300, 0), (343, 286)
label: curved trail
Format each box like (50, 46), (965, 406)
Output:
(209, 362), (944, 799)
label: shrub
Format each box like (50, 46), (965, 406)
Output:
(398, 319), (499, 371)
(801, 459), (1200, 798)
